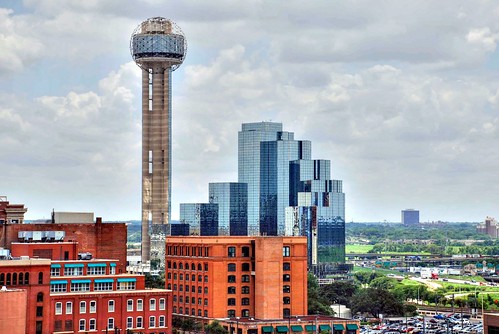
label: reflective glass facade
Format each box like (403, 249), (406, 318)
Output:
(179, 204), (218, 236)
(238, 122), (283, 235)
(208, 183), (248, 236)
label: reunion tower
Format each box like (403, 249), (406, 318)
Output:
(130, 17), (187, 264)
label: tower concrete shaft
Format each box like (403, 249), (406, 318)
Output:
(141, 66), (172, 264)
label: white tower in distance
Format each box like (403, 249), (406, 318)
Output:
(130, 17), (187, 264)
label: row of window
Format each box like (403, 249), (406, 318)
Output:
(55, 298), (165, 315)
(51, 265), (116, 277)
(168, 285), (209, 294)
(173, 307), (208, 317)
(228, 275), (251, 283)
(0, 272), (30, 285)
(227, 286), (250, 294)
(167, 246), (210, 257)
(55, 316), (166, 331)
(227, 246), (251, 257)
(227, 309), (251, 317)
(50, 281), (135, 293)
(167, 262), (209, 270)
(227, 263), (252, 272)
(168, 273), (208, 282)
(227, 297), (251, 306)
(173, 296), (208, 305)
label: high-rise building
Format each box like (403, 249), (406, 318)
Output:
(208, 182), (248, 236)
(401, 209), (419, 225)
(130, 17), (187, 263)
(286, 160), (345, 265)
(238, 122), (283, 235)
(179, 203), (218, 236)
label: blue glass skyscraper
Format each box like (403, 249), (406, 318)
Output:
(208, 182), (248, 236)
(179, 203), (218, 236)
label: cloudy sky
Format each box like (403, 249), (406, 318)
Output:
(1, 1), (498, 223)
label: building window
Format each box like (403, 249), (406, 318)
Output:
(110, 266), (116, 275)
(37, 292), (43, 302)
(228, 286), (236, 294)
(150, 316), (156, 328)
(71, 282), (90, 292)
(50, 283), (67, 293)
(179, 307), (183, 314)
(90, 301), (96, 313)
(179, 285), (183, 292)
(192, 274), (196, 281)
(94, 281), (113, 291)
(6, 273), (10, 285)
(228, 298), (236, 306)
(159, 315), (166, 327)
(242, 246), (250, 257)
(192, 285), (195, 292)
(204, 310), (208, 317)
(283, 274), (291, 282)
(79, 319), (85, 331)
(185, 274), (189, 281)
(198, 263), (202, 271)
(283, 246), (291, 257)
(242, 263), (250, 271)
(242, 309), (250, 317)
(167, 272), (171, 279)
(242, 298), (250, 305)
(55, 302), (62, 315)
(54, 320), (62, 332)
(150, 298), (156, 311)
(179, 263), (183, 269)
(284, 297), (291, 304)
(118, 281), (136, 290)
(137, 299), (143, 311)
(87, 266), (106, 275)
(204, 298), (208, 306)
(180, 274), (183, 280)
(80, 301), (86, 314)
(89, 319), (96, 331)
(159, 298), (166, 310)
(283, 308), (291, 317)
(66, 302), (72, 314)
(36, 307), (43, 318)
(204, 287), (208, 294)
(108, 300), (115, 312)
(242, 275), (250, 282)
(24, 272), (29, 284)
(137, 316), (143, 328)
(283, 262), (291, 271)
(173, 306), (177, 313)
(228, 263), (236, 272)
(198, 298), (202, 305)
(173, 284), (177, 291)
(283, 285), (291, 293)
(192, 308), (196, 316)
(228, 275), (236, 283)
(38, 272), (43, 284)
(63, 267), (83, 276)
(198, 309), (202, 316)
(198, 286), (202, 293)
(50, 267), (60, 276)
(198, 275), (202, 282)
(127, 317), (133, 329)
(179, 296), (183, 303)
(108, 318), (114, 330)
(204, 275), (208, 282)
(242, 286), (250, 294)
(228, 246), (236, 257)
(204, 263), (208, 271)
(19, 272), (23, 285)
(127, 299), (133, 311)
(228, 310), (236, 317)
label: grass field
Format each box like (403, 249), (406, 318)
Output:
(346, 244), (374, 253)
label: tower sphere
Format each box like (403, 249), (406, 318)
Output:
(130, 17), (187, 71)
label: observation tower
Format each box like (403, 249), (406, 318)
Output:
(130, 17), (187, 264)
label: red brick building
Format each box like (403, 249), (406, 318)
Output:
(0, 217), (127, 273)
(0, 220), (172, 334)
(0, 196), (27, 224)
(165, 236), (308, 321)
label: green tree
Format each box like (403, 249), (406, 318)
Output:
(369, 277), (398, 290)
(206, 320), (229, 334)
(350, 288), (404, 317)
(320, 280), (358, 308)
(308, 273), (334, 315)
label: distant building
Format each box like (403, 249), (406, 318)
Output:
(401, 209), (419, 225)
(0, 196), (27, 224)
(179, 203), (218, 236)
(477, 216), (499, 238)
(209, 182), (248, 236)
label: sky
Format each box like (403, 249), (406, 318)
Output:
(1, 1), (498, 223)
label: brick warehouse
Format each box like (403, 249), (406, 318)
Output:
(165, 236), (308, 321)
(0, 217), (127, 273)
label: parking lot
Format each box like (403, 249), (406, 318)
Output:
(359, 314), (483, 334)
